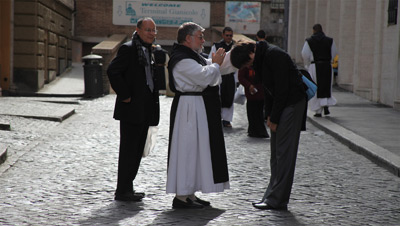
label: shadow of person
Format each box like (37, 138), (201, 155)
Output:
(263, 210), (306, 226)
(78, 201), (144, 226)
(147, 207), (225, 225)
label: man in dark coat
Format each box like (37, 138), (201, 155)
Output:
(231, 41), (306, 210)
(107, 17), (160, 202)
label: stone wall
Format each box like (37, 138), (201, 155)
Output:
(13, 0), (74, 93)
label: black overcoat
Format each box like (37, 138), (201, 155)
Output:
(107, 40), (160, 126)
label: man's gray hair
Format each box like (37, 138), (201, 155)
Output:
(177, 22), (204, 44)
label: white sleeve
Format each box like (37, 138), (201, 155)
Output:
(219, 50), (239, 75)
(208, 45), (217, 59)
(301, 42), (313, 69)
(172, 58), (222, 92)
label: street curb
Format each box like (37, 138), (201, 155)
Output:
(0, 144), (7, 165)
(307, 111), (400, 177)
(2, 109), (75, 122)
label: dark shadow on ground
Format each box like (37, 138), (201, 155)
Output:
(257, 210), (306, 226)
(147, 207), (225, 226)
(78, 201), (144, 226)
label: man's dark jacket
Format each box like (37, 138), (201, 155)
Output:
(254, 41), (306, 125)
(107, 40), (160, 126)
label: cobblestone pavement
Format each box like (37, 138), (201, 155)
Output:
(0, 95), (399, 226)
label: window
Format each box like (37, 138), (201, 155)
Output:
(388, 0), (398, 25)
(270, 0), (285, 11)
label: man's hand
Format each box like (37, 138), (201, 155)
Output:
(249, 85), (257, 95)
(212, 48), (226, 66)
(122, 97), (131, 103)
(267, 117), (278, 133)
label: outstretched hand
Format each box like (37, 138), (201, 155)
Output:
(212, 48), (226, 66)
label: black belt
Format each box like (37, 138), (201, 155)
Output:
(176, 91), (203, 96)
(311, 60), (330, 64)
(175, 87), (218, 97)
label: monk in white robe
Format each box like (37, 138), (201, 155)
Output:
(302, 24), (338, 117)
(166, 22), (236, 209)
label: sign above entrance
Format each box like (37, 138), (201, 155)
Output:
(113, 0), (210, 28)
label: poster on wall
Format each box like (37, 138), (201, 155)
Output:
(225, 1), (261, 34)
(113, 0), (210, 28)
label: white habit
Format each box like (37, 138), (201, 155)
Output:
(301, 41), (338, 112)
(166, 52), (236, 195)
(209, 46), (237, 122)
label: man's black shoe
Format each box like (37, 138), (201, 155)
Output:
(222, 120), (232, 128)
(194, 196), (210, 206)
(253, 201), (287, 211)
(314, 113), (322, 117)
(134, 192), (145, 198)
(172, 197), (203, 209)
(115, 192), (143, 201)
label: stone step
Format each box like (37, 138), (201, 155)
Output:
(0, 121), (11, 131)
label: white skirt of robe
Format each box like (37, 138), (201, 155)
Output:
(166, 96), (230, 195)
(307, 64), (337, 111)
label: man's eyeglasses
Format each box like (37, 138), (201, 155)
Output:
(224, 34), (233, 37)
(142, 28), (157, 34)
(192, 35), (205, 40)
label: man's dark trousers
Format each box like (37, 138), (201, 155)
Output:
(262, 97), (306, 207)
(116, 121), (149, 194)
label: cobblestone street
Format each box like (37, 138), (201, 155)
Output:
(0, 95), (399, 225)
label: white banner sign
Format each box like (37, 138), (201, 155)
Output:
(113, 0), (210, 28)
(225, 1), (261, 34)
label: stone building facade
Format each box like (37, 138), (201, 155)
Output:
(288, 0), (400, 110)
(1, 0), (285, 94)
(0, 0), (74, 94)
(74, 0), (285, 56)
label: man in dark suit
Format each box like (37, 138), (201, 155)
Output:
(231, 41), (306, 210)
(107, 17), (160, 201)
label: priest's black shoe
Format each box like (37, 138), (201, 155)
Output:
(252, 201), (287, 211)
(172, 197), (203, 209)
(248, 133), (270, 138)
(324, 106), (330, 115)
(115, 192), (143, 201)
(194, 196), (210, 206)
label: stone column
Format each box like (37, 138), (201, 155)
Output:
(353, 0), (378, 100)
(396, 21), (400, 110)
(337, 0), (357, 91)
(315, 0), (328, 28)
(294, 1), (307, 63)
(326, 0), (341, 46)
(288, 0), (299, 59)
